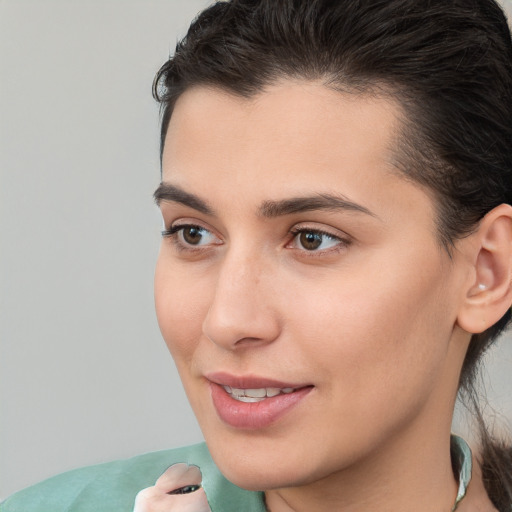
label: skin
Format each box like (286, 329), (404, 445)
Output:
(133, 464), (211, 512)
(154, 81), (511, 512)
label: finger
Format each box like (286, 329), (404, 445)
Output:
(133, 486), (211, 512)
(133, 486), (164, 512)
(154, 463), (202, 493)
(167, 488), (211, 512)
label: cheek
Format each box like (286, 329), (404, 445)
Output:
(285, 249), (455, 406)
(154, 255), (210, 362)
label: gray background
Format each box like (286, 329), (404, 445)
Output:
(1, 0), (511, 501)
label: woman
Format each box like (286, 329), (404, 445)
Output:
(2, 0), (512, 511)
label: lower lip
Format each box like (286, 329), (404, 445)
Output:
(210, 383), (312, 430)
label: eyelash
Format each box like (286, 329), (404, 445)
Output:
(161, 224), (351, 255)
(161, 224), (219, 252)
(162, 224), (201, 238)
(288, 227), (351, 255)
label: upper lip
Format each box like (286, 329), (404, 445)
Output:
(205, 372), (310, 389)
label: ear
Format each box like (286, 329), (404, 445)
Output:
(457, 204), (512, 334)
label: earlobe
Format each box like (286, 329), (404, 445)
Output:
(457, 204), (512, 334)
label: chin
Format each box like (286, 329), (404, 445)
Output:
(215, 460), (305, 492)
(204, 434), (329, 492)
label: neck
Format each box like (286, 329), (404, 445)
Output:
(264, 421), (459, 512)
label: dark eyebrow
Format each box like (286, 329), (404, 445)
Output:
(154, 183), (377, 220)
(153, 183), (214, 215)
(260, 194), (377, 218)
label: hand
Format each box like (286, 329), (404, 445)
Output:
(133, 463), (212, 512)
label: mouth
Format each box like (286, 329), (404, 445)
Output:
(206, 373), (313, 429)
(222, 385), (299, 403)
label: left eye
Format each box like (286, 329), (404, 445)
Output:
(290, 230), (342, 251)
(164, 225), (220, 247)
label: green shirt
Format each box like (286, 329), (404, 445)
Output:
(1, 436), (471, 512)
(1, 443), (266, 512)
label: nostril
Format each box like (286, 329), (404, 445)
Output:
(233, 336), (269, 348)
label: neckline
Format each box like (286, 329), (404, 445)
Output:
(450, 435), (473, 511)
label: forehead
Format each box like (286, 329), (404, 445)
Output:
(161, 81), (433, 229)
(164, 81), (403, 166)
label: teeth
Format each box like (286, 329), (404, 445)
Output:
(230, 387), (245, 397)
(235, 396), (266, 403)
(245, 388), (267, 398)
(222, 385), (297, 401)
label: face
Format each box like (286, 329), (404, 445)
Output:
(155, 81), (468, 491)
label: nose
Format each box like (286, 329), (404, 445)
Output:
(202, 249), (281, 350)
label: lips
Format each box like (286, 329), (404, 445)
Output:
(206, 372), (313, 429)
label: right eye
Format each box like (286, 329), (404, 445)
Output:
(162, 224), (222, 248)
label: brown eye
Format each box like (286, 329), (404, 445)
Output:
(299, 231), (323, 250)
(289, 228), (345, 253)
(164, 224), (221, 248)
(182, 226), (204, 245)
